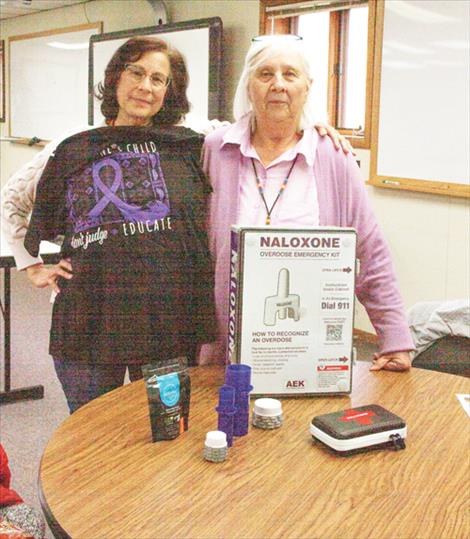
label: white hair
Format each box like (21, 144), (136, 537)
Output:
(233, 35), (317, 130)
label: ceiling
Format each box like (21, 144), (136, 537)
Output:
(0, 0), (90, 20)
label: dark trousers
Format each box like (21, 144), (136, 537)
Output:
(53, 358), (143, 414)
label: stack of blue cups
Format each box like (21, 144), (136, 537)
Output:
(215, 385), (236, 447)
(225, 364), (253, 437)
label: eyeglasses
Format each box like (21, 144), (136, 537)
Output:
(123, 63), (171, 90)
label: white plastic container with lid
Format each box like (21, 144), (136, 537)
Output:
(252, 398), (283, 429)
(204, 430), (228, 462)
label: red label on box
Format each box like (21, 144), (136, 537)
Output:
(317, 365), (349, 371)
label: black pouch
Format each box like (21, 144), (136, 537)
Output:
(142, 357), (191, 442)
(310, 404), (406, 456)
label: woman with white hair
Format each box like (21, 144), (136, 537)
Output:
(201, 35), (414, 371)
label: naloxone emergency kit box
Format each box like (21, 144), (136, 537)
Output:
(310, 405), (407, 455)
(228, 226), (357, 396)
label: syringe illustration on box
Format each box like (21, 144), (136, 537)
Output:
(264, 268), (300, 326)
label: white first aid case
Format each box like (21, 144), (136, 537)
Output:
(310, 405), (407, 455)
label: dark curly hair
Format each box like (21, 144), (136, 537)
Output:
(96, 36), (190, 126)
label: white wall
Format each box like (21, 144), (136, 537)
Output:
(1, 0), (468, 336)
(358, 148), (468, 330)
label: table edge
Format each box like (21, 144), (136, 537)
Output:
(38, 455), (72, 539)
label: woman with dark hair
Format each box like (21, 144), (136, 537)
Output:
(3, 36), (206, 292)
(97, 37), (190, 127)
(1, 36), (351, 412)
(2, 37), (217, 413)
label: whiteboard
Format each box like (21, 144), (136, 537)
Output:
(89, 18), (223, 126)
(370, 1), (470, 197)
(9, 23), (102, 141)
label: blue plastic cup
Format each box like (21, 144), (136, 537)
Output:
(234, 412), (250, 436)
(216, 385), (236, 447)
(225, 364), (252, 390)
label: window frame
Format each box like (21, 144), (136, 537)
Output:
(259, 0), (376, 149)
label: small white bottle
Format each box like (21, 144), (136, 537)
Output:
(252, 398), (283, 429)
(204, 431), (228, 462)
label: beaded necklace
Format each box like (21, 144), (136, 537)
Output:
(250, 154), (298, 225)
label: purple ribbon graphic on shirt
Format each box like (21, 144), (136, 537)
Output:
(88, 158), (123, 218)
(67, 152), (171, 233)
(88, 156), (170, 223)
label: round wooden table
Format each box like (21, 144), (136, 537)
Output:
(39, 362), (470, 539)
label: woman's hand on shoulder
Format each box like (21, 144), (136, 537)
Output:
(370, 351), (412, 372)
(25, 259), (72, 293)
(314, 122), (355, 155)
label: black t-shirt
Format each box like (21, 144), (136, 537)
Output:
(25, 126), (216, 363)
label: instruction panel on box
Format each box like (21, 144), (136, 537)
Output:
(228, 227), (357, 396)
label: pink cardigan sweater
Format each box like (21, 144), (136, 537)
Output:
(199, 123), (414, 364)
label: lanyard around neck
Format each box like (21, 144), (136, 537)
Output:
(251, 155), (298, 225)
